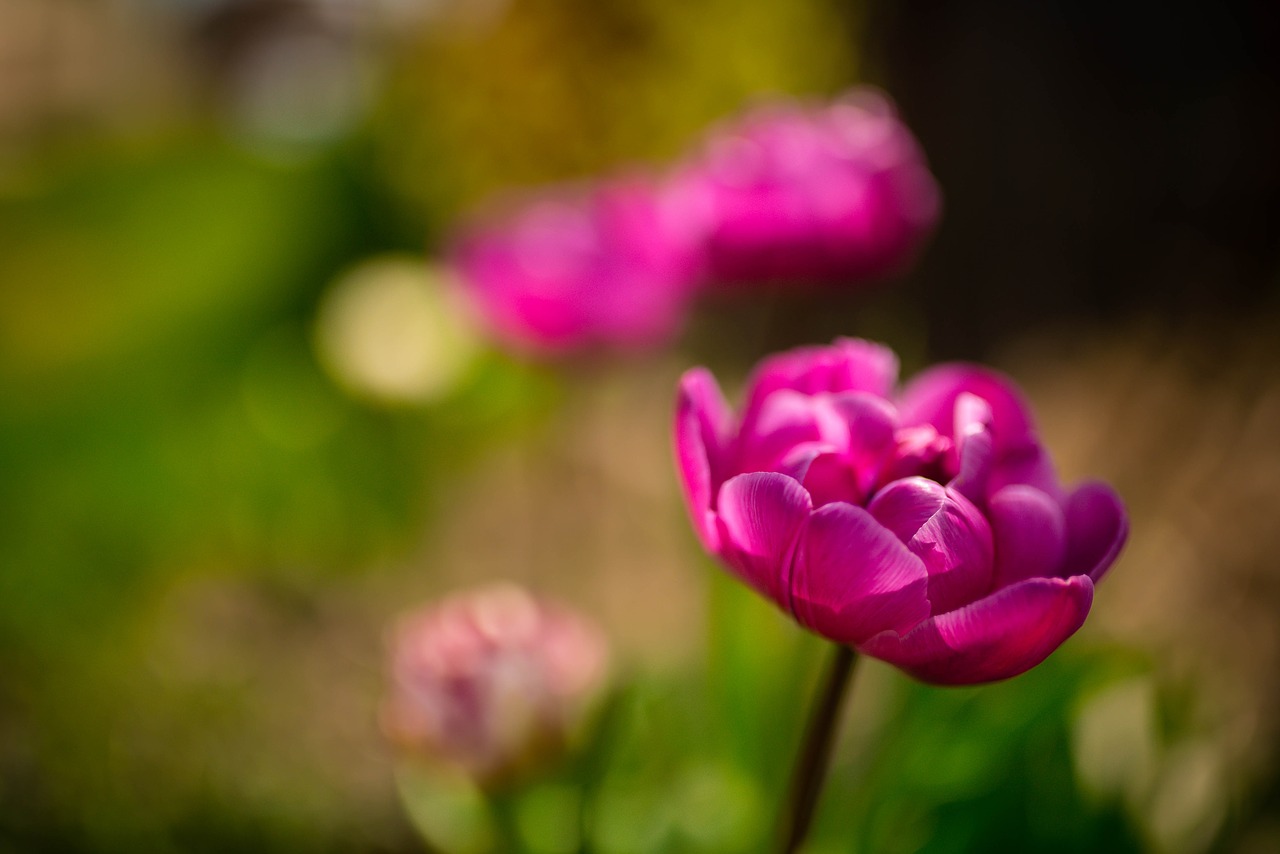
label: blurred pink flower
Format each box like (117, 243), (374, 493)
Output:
(674, 338), (1126, 685)
(382, 584), (610, 785)
(671, 88), (941, 286)
(448, 178), (703, 354)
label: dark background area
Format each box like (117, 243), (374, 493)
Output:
(869, 1), (1280, 354)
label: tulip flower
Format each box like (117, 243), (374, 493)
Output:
(448, 178), (703, 354)
(670, 88), (941, 286)
(674, 338), (1126, 685)
(382, 584), (610, 787)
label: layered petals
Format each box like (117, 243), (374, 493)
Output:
(860, 575), (1094, 685)
(715, 473), (812, 606)
(988, 485), (1066, 589)
(672, 337), (1126, 686)
(947, 393), (995, 504)
(450, 179), (700, 354)
(868, 478), (995, 615)
(898, 364), (1037, 452)
(676, 89), (941, 285)
(740, 338), (898, 431)
(737, 389), (838, 473)
(674, 368), (734, 551)
(1061, 481), (1129, 582)
(791, 502), (931, 645)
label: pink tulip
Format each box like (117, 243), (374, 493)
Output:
(673, 338), (1126, 684)
(671, 88), (941, 286)
(448, 178), (704, 354)
(382, 584), (610, 785)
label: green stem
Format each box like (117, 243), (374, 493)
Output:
(777, 644), (859, 854)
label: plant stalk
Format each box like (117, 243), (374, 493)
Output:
(777, 643), (858, 854)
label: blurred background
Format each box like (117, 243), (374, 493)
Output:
(1, 0), (1279, 851)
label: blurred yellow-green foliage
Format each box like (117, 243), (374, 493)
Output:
(2, 0), (1280, 852)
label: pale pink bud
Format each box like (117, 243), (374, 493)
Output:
(382, 584), (610, 786)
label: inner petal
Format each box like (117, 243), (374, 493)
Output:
(879, 424), (953, 486)
(736, 389), (828, 472)
(868, 477), (995, 615)
(802, 451), (864, 507)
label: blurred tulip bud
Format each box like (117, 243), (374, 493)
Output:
(670, 87), (941, 287)
(382, 583), (610, 788)
(446, 178), (704, 355)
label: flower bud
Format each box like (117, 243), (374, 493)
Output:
(670, 87), (941, 286)
(382, 584), (610, 787)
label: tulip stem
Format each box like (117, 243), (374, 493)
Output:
(777, 643), (858, 854)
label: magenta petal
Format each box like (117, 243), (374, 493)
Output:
(899, 364), (1037, 450)
(881, 424), (952, 484)
(802, 452), (861, 507)
(777, 442), (839, 483)
(1061, 481), (1128, 582)
(791, 502), (930, 646)
(990, 443), (1063, 503)
(948, 423), (993, 505)
(828, 338), (901, 398)
(988, 485), (1067, 589)
(824, 391), (899, 493)
(869, 478), (994, 615)
(741, 339), (899, 429)
(738, 389), (830, 472)
(859, 575), (1094, 685)
(715, 473), (812, 607)
(674, 368), (733, 551)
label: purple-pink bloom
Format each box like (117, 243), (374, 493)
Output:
(673, 338), (1126, 685)
(670, 88), (941, 286)
(382, 584), (610, 785)
(448, 178), (703, 354)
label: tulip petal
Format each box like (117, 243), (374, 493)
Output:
(880, 424), (952, 484)
(716, 473), (812, 606)
(824, 391), (900, 493)
(738, 389), (830, 472)
(860, 575), (1094, 685)
(741, 339), (898, 431)
(1061, 481), (1128, 582)
(674, 368), (734, 551)
(947, 392), (994, 503)
(869, 478), (994, 615)
(791, 502), (930, 645)
(899, 364), (1037, 450)
(828, 338), (901, 398)
(987, 485), (1067, 589)
(801, 452), (860, 507)
(990, 443), (1063, 503)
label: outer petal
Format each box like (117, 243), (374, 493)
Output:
(868, 478), (994, 615)
(859, 575), (1094, 685)
(989, 443), (1063, 503)
(715, 473), (812, 607)
(899, 364), (1037, 450)
(987, 485), (1067, 589)
(674, 368), (735, 551)
(1061, 481), (1128, 582)
(828, 338), (901, 398)
(740, 339), (898, 431)
(791, 502), (931, 646)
